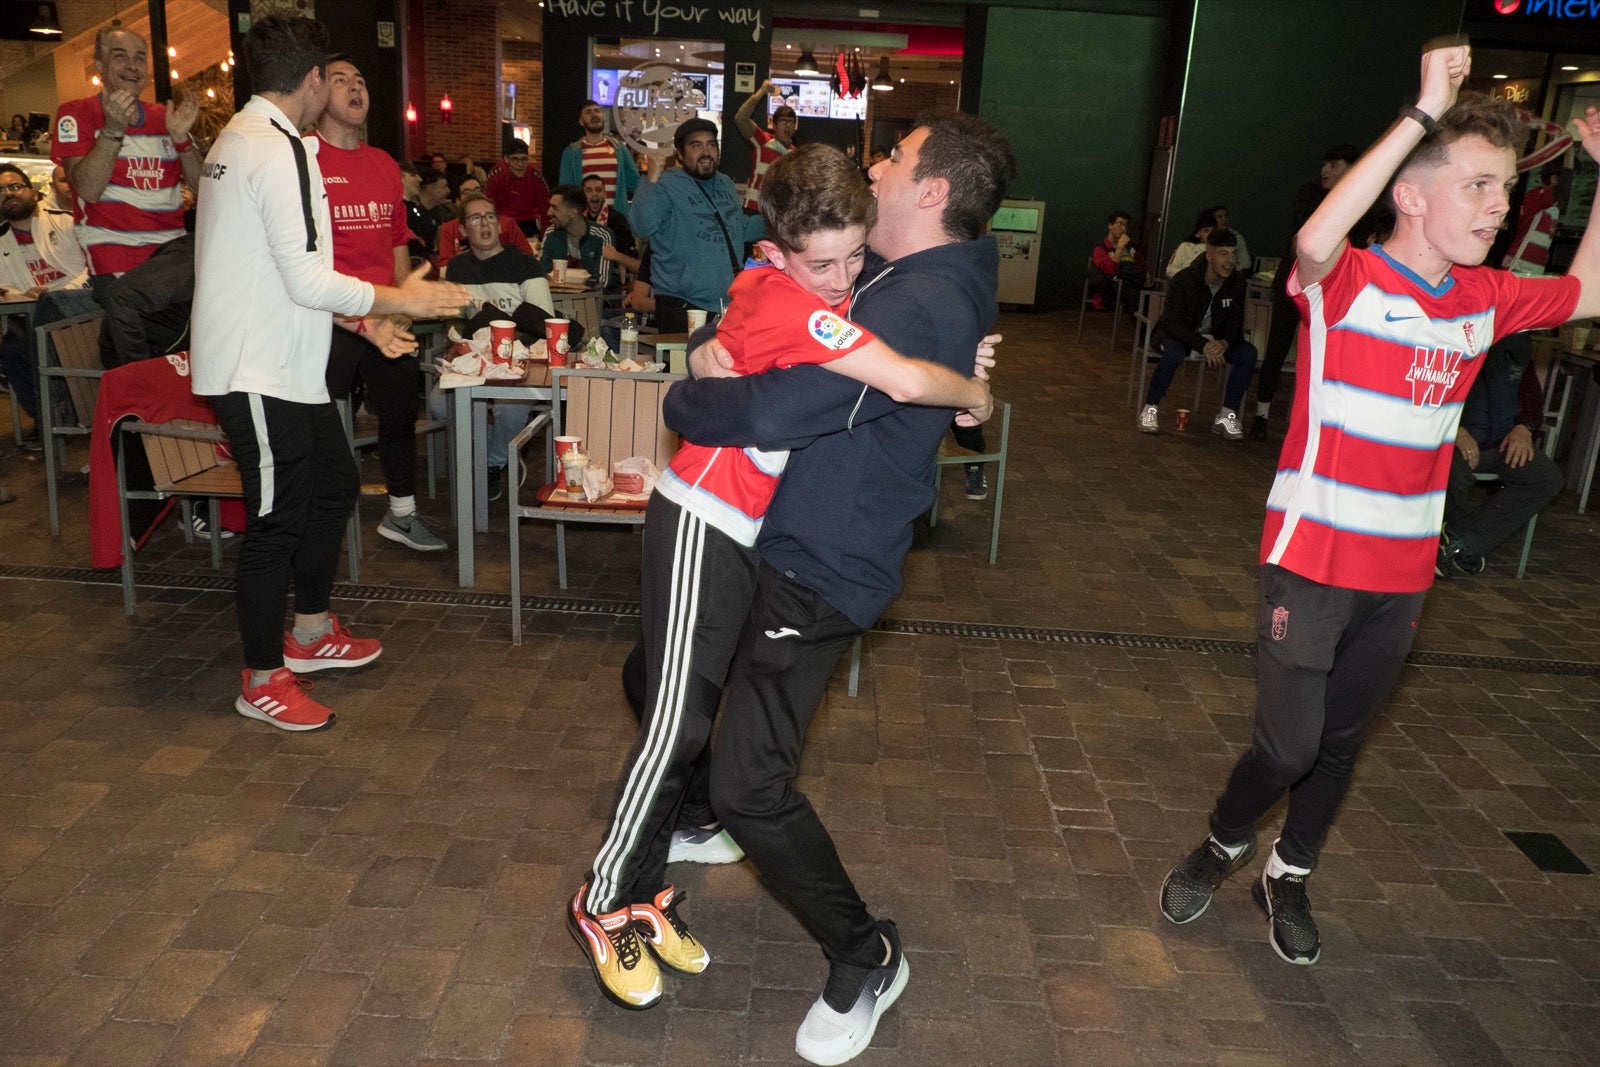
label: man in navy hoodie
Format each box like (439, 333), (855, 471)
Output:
(665, 112), (1016, 1066)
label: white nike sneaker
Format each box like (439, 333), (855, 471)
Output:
(1213, 410), (1244, 441)
(795, 921), (908, 1066)
(1138, 405), (1160, 434)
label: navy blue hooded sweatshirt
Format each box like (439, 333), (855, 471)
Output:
(663, 235), (999, 628)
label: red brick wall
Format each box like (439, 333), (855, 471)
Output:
(410, 0), (501, 163)
(501, 38), (544, 160)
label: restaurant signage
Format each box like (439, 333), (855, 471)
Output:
(545, 0), (767, 41)
(613, 64), (704, 156)
(1493, 0), (1600, 17)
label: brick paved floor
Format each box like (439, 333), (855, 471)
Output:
(0, 307), (1598, 1065)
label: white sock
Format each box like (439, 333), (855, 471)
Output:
(1255, 401), (1270, 418)
(292, 618), (333, 645)
(389, 494), (416, 519)
(1211, 834), (1248, 860)
(1266, 842), (1311, 879)
(249, 669), (277, 687)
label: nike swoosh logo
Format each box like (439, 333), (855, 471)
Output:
(874, 976), (889, 996)
(1384, 311), (1421, 322)
(764, 627), (801, 639)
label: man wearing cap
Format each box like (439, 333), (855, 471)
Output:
(629, 118), (764, 333)
(486, 138), (551, 239)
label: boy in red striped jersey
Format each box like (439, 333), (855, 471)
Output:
(568, 142), (994, 1012)
(1160, 43), (1600, 966)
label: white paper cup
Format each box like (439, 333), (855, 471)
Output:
(561, 452), (588, 494)
(686, 309), (708, 331)
(551, 262), (568, 283)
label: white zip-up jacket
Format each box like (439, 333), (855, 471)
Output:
(190, 96), (374, 402)
(0, 208), (89, 292)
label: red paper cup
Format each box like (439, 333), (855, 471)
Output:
(1175, 409), (1190, 431)
(489, 319), (516, 364)
(554, 435), (583, 488)
(545, 318), (572, 367)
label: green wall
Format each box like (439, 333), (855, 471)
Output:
(1169, 0), (1463, 270)
(979, 5), (1169, 310)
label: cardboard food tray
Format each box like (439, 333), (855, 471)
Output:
(534, 483), (651, 511)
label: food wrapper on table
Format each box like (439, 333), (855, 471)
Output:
(579, 464), (613, 502)
(437, 324), (533, 387)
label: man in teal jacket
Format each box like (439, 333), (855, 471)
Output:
(630, 118), (764, 331)
(557, 99), (640, 216)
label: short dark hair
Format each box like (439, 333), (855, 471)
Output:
(244, 15), (329, 96)
(1191, 210), (1216, 237)
(674, 117), (719, 154)
(581, 174), (605, 187)
(506, 139), (530, 157)
(0, 163), (30, 186)
(1107, 210), (1130, 225)
(398, 161), (419, 178)
(773, 105), (797, 123)
(325, 52), (355, 70)
(1394, 93), (1523, 197)
(418, 168), (448, 190)
(582, 99), (600, 110)
(1206, 227), (1238, 249)
(550, 183), (584, 207)
(1323, 143), (1361, 166)
(911, 113), (1017, 242)
(760, 143), (876, 253)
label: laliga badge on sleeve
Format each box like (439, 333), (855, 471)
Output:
(808, 310), (862, 351)
(56, 115), (78, 143)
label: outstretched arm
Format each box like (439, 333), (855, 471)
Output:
(822, 339), (991, 420)
(1565, 107), (1600, 320)
(733, 81), (770, 142)
(1296, 43), (1469, 288)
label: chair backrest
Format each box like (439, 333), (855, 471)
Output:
(554, 291), (603, 339)
(552, 368), (683, 474)
(40, 310), (105, 427)
(1135, 288), (1166, 352)
(137, 419), (231, 492)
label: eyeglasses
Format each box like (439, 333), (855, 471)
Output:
(464, 212), (497, 226)
(0, 182), (30, 194)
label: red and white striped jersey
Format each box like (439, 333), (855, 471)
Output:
(579, 139), (620, 203)
(742, 128), (791, 212)
(1263, 244), (1578, 592)
(52, 95), (186, 276)
(655, 266), (876, 545)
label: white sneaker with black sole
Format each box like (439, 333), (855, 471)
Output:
(795, 920), (909, 1066)
(1213, 410), (1244, 441)
(666, 825), (745, 865)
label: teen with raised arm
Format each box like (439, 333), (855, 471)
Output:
(1158, 43), (1600, 966)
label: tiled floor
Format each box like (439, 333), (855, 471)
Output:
(1, 306), (1598, 1065)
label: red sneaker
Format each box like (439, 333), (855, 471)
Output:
(236, 668), (335, 732)
(282, 614), (382, 673)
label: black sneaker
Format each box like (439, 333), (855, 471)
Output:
(963, 464), (988, 501)
(1252, 868), (1321, 965)
(1248, 415), (1269, 441)
(794, 919), (908, 1066)
(1434, 531), (1485, 579)
(1159, 835), (1257, 924)
(487, 467), (506, 503)
(18, 430), (42, 454)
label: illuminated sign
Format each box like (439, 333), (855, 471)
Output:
(1495, 0), (1600, 17)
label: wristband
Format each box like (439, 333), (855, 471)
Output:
(1399, 105), (1437, 134)
(172, 137), (193, 152)
(98, 129), (124, 142)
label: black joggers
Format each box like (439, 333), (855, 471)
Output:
(211, 392), (358, 671)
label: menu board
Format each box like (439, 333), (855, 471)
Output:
(768, 78), (867, 121)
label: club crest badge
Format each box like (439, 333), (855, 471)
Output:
(1270, 605), (1289, 642)
(164, 352), (190, 377)
(1462, 320), (1477, 355)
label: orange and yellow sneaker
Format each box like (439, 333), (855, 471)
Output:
(568, 883), (662, 1010)
(630, 885), (709, 975)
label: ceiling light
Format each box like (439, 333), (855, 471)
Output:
(29, 5), (61, 36)
(795, 47), (818, 74)
(1562, 65), (1579, 71)
(167, 46), (176, 58)
(170, 69), (178, 79)
(871, 56), (894, 92)
(90, 74), (100, 86)
(1492, 73), (1508, 79)
(205, 88), (215, 98)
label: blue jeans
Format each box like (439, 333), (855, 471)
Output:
(1147, 337), (1257, 412)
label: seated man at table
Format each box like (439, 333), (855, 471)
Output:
(445, 189), (550, 498)
(1139, 228), (1255, 439)
(434, 176), (532, 269)
(1438, 333), (1564, 578)
(541, 184), (617, 291)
